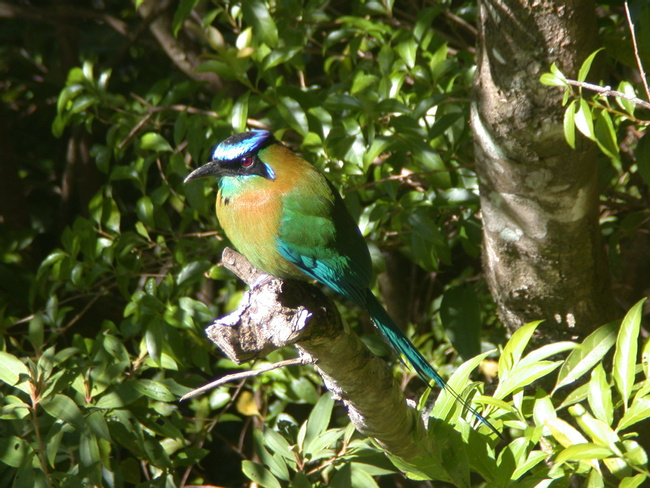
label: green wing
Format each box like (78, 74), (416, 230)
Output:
(276, 173), (372, 306)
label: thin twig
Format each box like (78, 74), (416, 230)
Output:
(179, 357), (306, 401)
(118, 111), (152, 150)
(564, 79), (650, 111)
(625, 1), (650, 103)
(346, 164), (475, 192)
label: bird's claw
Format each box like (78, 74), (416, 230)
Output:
(251, 273), (274, 289)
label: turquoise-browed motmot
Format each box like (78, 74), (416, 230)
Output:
(185, 130), (497, 435)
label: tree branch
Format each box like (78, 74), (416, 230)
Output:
(204, 248), (434, 462)
(625, 1), (650, 104)
(564, 79), (650, 111)
(137, 0), (222, 93)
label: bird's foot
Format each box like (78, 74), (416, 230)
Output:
(250, 273), (274, 289)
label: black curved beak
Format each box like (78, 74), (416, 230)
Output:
(183, 161), (222, 183)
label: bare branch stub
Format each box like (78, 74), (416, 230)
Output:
(206, 248), (344, 363)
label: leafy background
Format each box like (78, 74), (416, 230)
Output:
(1, 0), (649, 487)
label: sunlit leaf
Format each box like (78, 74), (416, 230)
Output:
(554, 322), (617, 392)
(0, 352), (32, 395)
(241, 0), (278, 47)
(588, 363), (613, 426)
(614, 299), (646, 410)
(555, 443), (612, 465)
(577, 49), (603, 83)
(617, 398), (650, 431)
(574, 98), (595, 141)
(140, 132), (173, 152)
(563, 100), (577, 148)
(242, 460), (282, 488)
(498, 321), (542, 380)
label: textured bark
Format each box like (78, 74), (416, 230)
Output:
(206, 248), (445, 466)
(472, 0), (620, 341)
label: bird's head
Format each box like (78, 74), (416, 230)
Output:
(184, 130), (278, 183)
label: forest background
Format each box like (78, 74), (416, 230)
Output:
(1, 1), (650, 487)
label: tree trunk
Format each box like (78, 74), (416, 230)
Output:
(471, 0), (620, 342)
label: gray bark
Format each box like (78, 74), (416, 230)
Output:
(472, 0), (620, 341)
(209, 249), (428, 459)
(205, 248), (468, 483)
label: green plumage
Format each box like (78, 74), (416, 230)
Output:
(185, 130), (499, 436)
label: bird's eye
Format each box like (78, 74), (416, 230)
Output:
(241, 157), (254, 167)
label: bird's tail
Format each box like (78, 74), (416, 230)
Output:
(364, 289), (500, 437)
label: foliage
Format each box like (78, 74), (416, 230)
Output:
(0, 1), (649, 487)
(540, 2), (650, 314)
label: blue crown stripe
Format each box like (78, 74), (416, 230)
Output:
(211, 130), (273, 161)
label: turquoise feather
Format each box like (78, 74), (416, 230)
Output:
(185, 130), (499, 436)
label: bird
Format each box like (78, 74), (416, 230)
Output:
(184, 129), (499, 436)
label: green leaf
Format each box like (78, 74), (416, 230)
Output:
(555, 443), (613, 465)
(547, 417), (588, 446)
(262, 428), (294, 461)
(615, 80), (637, 116)
(395, 37), (417, 69)
(0, 436), (32, 468)
(498, 321), (541, 380)
(614, 298), (646, 410)
(570, 404), (621, 454)
(549, 62), (567, 83)
(132, 379), (176, 402)
(85, 410), (111, 442)
(440, 285), (481, 361)
(261, 47), (301, 71)
(95, 382), (143, 408)
(40, 393), (85, 431)
(563, 100), (577, 149)
(577, 49), (603, 83)
(231, 92), (249, 133)
(171, 0), (200, 37)
(386, 452), (450, 484)
(304, 392), (334, 452)
(432, 350), (492, 425)
(242, 460), (282, 488)
(494, 361), (561, 400)
(0, 352), (32, 394)
(350, 463), (383, 488)
(511, 450), (547, 480)
(594, 109), (619, 159)
(620, 474), (648, 488)
(574, 98), (595, 141)
(56, 84), (84, 114)
(140, 132), (173, 152)
(253, 430), (291, 481)
(145, 325), (163, 366)
(554, 321), (617, 392)
(241, 0), (278, 47)
(588, 363), (613, 426)
(540, 72), (567, 87)
(79, 430), (100, 469)
(277, 96), (308, 136)
(136, 196), (155, 228)
(617, 398), (650, 431)
(518, 341), (576, 368)
(351, 72), (378, 94)
(305, 428), (344, 460)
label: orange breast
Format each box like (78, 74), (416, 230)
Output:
(216, 180), (304, 279)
